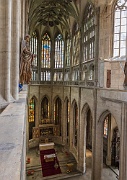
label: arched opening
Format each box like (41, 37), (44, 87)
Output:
(73, 102), (78, 147)
(79, 104), (93, 174)
(86, 108), (93, 150)
(85, 107), (93, 174)
(41, 96), (50, 124)
(65, 98), (70, 144)
(102, 112), (120, 177)
(54, 97), (62, 135)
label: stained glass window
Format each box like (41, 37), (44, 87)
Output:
(83, 3), (95, 61)
(30, 32), (38, 67)
(28, 98), (35, 123)
(113, 1), (127, 57)
(55, 34), (64, 68)
(104, 116), (108, 138)
(42, 33), (51, 68)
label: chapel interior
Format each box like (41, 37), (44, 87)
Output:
(0, 0), (127, 180)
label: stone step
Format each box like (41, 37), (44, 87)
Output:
(42, 171), (82, 180)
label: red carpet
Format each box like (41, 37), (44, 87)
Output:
(40, 149), (61, 177)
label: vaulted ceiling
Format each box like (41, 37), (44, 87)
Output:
(28, 0), (79, 33)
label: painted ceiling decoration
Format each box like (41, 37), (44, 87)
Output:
(28, 0), (79, 32)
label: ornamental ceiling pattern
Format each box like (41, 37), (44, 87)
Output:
(28, 0), (79, 32)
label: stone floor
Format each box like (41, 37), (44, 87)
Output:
(26, 144), (119, 180)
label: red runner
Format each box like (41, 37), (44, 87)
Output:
(40, 149), (61, 177)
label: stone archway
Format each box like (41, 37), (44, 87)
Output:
(96, 110), (120, 179)
(77, 103), (92, 173)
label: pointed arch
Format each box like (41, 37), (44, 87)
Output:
(53, 96), (62, 136)
(97, 109), (120, 169)
(64, 96), (70, 144)
(41, 95), (50, 120)
(28, 96), (37, 140)
(71, 99), (78, 147)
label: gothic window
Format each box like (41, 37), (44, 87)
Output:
(72, 23), (80, 66)
(113, 0), (127, 57)
(55, 34), (64, 68)
(41, 97), (49, 120)
(72, 68), (79, 82)
(73, 102), (78, 147)
(42, 33), (51, 68)
(66, 37), (71, 67)
(30, 32), (38, 81)
(104, 116), (109, 138)
(83, 3), (95, 62)
(64, 69), (70, 81)
(66, 99), (70, 138)
(41, 71), (51, 81)
(28, 97), (36, 139)
(30, 32), (38, 67)
(81, 65), (87, 81)
(89, 64), (94, 80)
(54, 97), (62, 135)
(53, 71), (63, 81)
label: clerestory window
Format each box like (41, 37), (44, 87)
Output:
(113, 0), (127, 57)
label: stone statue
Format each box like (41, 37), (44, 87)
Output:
(19, 34), (34, 84)
(124, 62), (127, 86)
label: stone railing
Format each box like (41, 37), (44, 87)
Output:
(0, 87), (27, 180)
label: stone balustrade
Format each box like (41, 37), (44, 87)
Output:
(0, 86), (27, 180)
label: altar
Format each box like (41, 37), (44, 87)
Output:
(39, 142), (55, 151)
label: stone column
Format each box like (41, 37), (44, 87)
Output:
(21, 0), (25, 38)
(92, 88), (103, 179)
(119, 103), (127, 180)
(77, 105), (87, 173)
(11, 0), (20, 100)
(106, 116), (112, 165)
(62, 99), (67, 145)
(4, 0), (12, 101)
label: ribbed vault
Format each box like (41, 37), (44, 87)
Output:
(28, 0), (79, 33)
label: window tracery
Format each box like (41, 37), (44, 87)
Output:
(113, 0), (127, 57)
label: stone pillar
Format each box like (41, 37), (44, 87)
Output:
(11, 0), (20, 100)
(106, 117), (112, 165)
(62, 99), (67, 145)
(4, 0), (12, 101)
(92, 89), (103, 180)
(119, 103), (127, 180)
(0, 1), (5, 101)
(21, 0), (25, 38)
(77, 106), (87, 173)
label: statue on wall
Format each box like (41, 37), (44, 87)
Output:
(124, 61), (127, 86)
(19, 34), (34, 84)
